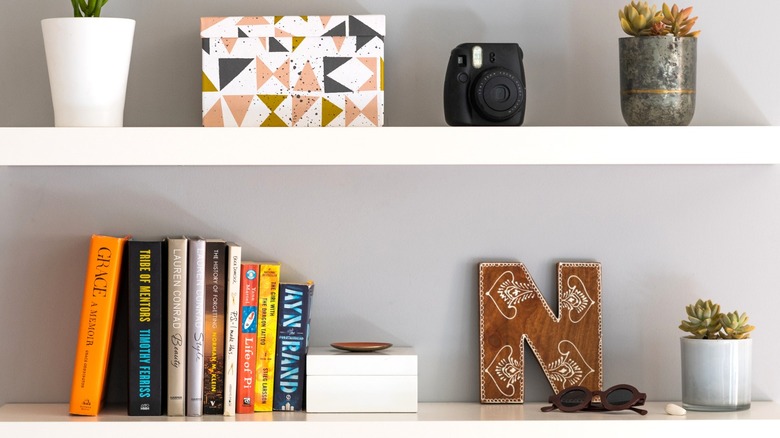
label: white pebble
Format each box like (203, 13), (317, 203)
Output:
(665, 403), (687, 416)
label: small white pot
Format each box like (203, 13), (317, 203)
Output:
(41, 17), (135, 127)
(680, 337), (752, 411)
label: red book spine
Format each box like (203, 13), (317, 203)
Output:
(236, 262), (260, 413)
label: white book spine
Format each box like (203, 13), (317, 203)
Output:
(186, 237), (206, 416)
(223, 242), (242, 416)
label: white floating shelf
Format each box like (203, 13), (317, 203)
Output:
(1, 402), (778, 437)
(1, 126), (778, 166)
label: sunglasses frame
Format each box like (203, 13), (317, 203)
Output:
(541, 384), (648, 415)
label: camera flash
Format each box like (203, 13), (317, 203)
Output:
(472, 45), (483, 69)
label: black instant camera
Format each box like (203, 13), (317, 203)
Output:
(443, 43), (526, 126)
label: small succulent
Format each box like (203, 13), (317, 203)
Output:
(661, 3), (700, 37)
(679, 299), (754, 339)
(619, 1), (663, 36)
(71, 0), (109, 17)
(619, 2), (700, 38)
(679, 299), (722, 339)
(719, 311), (755, 340)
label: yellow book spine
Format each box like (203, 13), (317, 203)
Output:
(254, 263), (280, 411)
(69, 234), (129, 416)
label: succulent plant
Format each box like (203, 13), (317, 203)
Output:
(719, 311), (756, 340)
(662, 3), (701, 37)
(679, 299), (722, 339)
(619, 2), (700, 38)
(679, 299), (754, 339)
(619, 1), (664, 36)
(71, 0), (109, 17)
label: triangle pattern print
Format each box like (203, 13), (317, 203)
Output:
(346, 95), (380, 127)
(224, 95), (254, 126)
(256, 58), (290, 93)
(218, 58), (253, 91)
(322, 98), (344, 127)
(293, 61), (322, 93)
(202, 97), (225, 127)
(258, 95), (289, 127)
(202, 72), (218, 92)
(201, 15), (384, 127)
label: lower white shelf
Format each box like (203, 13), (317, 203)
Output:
(1, 402), (778, 437)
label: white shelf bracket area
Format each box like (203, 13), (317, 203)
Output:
(1, 126), (779, 166)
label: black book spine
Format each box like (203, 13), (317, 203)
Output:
(203, 240), (227, 414)
(127, 240), (164, 416)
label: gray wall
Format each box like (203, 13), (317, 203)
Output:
(1, 0), (778, 127)
(1, 1), (779, 406)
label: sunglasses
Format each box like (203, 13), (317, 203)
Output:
(541, 384), (647, 415)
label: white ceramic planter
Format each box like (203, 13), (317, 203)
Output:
(680, 337), (752, 411)
(41, 17), (135, 127)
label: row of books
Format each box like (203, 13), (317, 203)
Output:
(68, 234), (315, 416)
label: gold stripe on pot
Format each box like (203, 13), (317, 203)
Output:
(622, 89), (696, 95)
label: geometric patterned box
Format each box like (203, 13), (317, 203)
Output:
(201, 15), (384, 127)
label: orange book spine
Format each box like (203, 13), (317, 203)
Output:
(69, 234), (129, 416)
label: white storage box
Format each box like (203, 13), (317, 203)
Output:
(306, 346), (417, 413)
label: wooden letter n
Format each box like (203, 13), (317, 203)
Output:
(479, 262), (602, 403)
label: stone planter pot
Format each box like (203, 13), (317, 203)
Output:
(41, 17), (135, 127)
(680, 337), (752, 411)
(619, 36), (696, 126)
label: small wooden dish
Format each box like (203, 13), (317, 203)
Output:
(330, 342), (393, 352)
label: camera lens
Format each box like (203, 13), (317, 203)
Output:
(472, 68), (525, 121)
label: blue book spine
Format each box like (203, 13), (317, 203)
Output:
(272, 282), (314, 411)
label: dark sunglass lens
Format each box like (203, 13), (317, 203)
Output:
(560, 389), (588, 407)
(605, 388), (634, 406)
